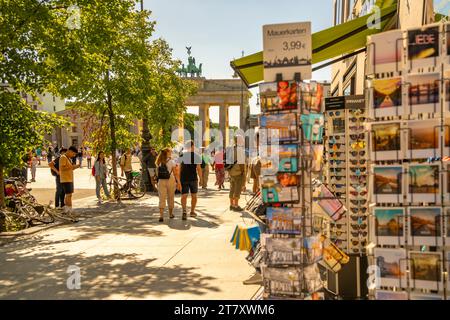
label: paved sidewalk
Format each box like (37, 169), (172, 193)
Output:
(0, 187), (261, 300)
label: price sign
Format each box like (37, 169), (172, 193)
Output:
(263, 22), (312, 82)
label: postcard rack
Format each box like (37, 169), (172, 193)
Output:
(365, 22), (450, 300)
(249, 74), (352, 300)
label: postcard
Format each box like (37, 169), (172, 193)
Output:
(261, 266), (302, 296)
(370, 122), (402, 160)
(261, 235), (303, 265)
(407, 74), (440, 114)
(373, 207), (405, 245)
(317, 184), (346, 222)
(408, 207), (442, 246)
(266, 207), (302, 234)
(300, 82), (324, 113)
(304, 235), (323, 264)
(311, 145), (324, 172)
(407, 164), (440, 204)
(301, 114), (324, 142)
(372, 165), (403, 203)
(443, 117), (450, 156)
(375, 290), (408, 300)
(407, 26), (440, 70)
(409, 293), (443, 300)
(260, 144), (298, 175)
(409, 251), (443, 291)
(374, 248), (407, 288)
(259, 113), (298, 143)
(406, 119), (440, 159)
(448, 251), (450, 291)
(259, 81), (299, 112)
(367, 29), (404, 75)
(447, 209), (450, 244)
(303, 263), (323, 293)
(370, 77), (403, 118)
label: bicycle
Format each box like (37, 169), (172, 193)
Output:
(0, 207), (29, 232)
(7, 196), (54, 225)
(105, 167), (145, 201)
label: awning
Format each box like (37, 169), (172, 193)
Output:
(231, 0), (398, 87)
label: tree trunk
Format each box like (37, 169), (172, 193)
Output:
(0, 164), (5, 208)
(107, 96), (119, 200)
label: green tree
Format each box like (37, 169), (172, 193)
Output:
(0, 90), (67, 207)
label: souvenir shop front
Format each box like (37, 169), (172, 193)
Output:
(229, 12), (450, 301)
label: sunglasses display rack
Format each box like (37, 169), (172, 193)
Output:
(365, 22), (450, 300)
(324, 96), (370, 256)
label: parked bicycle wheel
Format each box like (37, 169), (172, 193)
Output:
(1, 209), (29, 232)
(130, 174), (145, 198)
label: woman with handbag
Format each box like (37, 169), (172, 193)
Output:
(156, 148), (180, 222)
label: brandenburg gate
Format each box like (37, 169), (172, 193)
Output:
(176, 47), (250, 148)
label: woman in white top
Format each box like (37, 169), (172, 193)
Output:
(155, 148), (181, 222)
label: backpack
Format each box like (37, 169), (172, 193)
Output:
(91, 165), (96, 177)
(50, 156), (60, 176)
(157, 163), (171, 180)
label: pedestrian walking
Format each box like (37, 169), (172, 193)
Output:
(77, 148), (83, 168)
(213, 150), (225, 190)
(47, 146), (54, 163)
(200, 149), (211, 189)
(59, 146), (80, 214)
(49, 147), (67, 208)
(30, 152), (38, 182)
(156, 148), (180, 222)
(226, 135), (246, 212)
(143, 147), (158, 192)
(250, 155), (261, 194)
(179, 140), (203, 220)
(94, 151), (110, 204)
(120, 148), (133, 196)
(86, 148), (92, 169)
(36, 147), (42, 165)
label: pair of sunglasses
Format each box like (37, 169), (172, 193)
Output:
(333, 239), (347, 246)
(329, 160), (343, 165)
(330, 152), (344, 157)
(329, 143), (344, 149)
(350, 190), (368, 196)
(350, 167), (367, 173)
(350, 151), (366, 157)
(350, 133), (365, 140)
(329, 111), (342, 117)
(349, 125), (365, 131)
(331, 224), (345, 230)
(334, 192), (345, 197)
(350, 159), (366, 165)
(331, 230), (346, 237)
(332, 176), (345, 181)
(350, 215), (368, 222)
(350, 199), (367, 205)
(351, 141), (366, 150)
(332, 184), (346, 189)
(352, 248), (367, 253)
(351, 223), (368, 230)
(351, 231), (368, 237)
(350, 109), (364, 116)
(350, 176), (367, 183)
(350, 117), (367, 123)
(351, 239), (368, 246)
(350, 207), (368, 214)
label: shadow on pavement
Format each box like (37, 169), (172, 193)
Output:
(0, 251), (220, 299)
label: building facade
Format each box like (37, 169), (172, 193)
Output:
(331, 0), (436, 97)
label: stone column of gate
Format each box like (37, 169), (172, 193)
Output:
(219, 104), (229, 150)
(199, 104), (210, 147)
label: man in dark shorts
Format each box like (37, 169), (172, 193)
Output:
(179, 140), (203, 220)
(59, 146), (80, 214)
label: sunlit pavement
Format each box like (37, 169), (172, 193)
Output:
(0, 173), (260, 299)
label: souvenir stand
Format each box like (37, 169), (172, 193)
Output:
(366, 23), (450, 300)
(324, 95), (370, 299)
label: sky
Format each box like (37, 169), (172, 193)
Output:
(144, 0), (334, 125)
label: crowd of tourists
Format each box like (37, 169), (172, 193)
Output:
(7, 138), (262, 222)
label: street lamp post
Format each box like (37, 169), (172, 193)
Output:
(140, 0), (153, 192)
